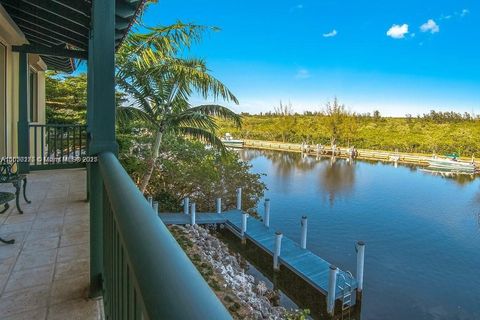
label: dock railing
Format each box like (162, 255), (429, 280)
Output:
(98, 152), (231, 319)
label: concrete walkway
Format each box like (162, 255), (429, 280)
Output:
(0, 169), (103, 320)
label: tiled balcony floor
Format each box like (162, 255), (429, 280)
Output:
(0, 169), (103, 320)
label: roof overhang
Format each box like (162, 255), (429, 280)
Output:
(0, 0), (145, 73)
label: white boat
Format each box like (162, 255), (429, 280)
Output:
(221, 133), (244, 148)
(427, 157), (477, 174)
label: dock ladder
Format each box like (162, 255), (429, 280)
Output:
(338, 271), (355, 319)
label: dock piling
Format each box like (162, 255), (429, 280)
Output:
(236, 188), (242, 210)
(327, 265), (338, 316)
(147, 196), (152, 206)
(241, 212), (248, 243)
(300, 216), (308, 249)
(356, 241), (366, 295)
(264, 199), (270, 227)
(153, 201), (158, 214)
(183, 197), (190, 215)
(273, 231), (283, 271)
(216, 198), (222, 213)
(190, 203), (196, 225)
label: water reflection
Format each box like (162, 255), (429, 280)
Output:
(320, 157), (356, 206)
(237, 148), (480, 320)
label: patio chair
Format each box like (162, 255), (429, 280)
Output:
(0, 160), (31, 214)
(0, 191), (15, 244)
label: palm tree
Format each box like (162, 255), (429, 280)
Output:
(116, 23), (241, 193)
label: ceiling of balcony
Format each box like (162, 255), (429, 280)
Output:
(0, 0), (145, 72)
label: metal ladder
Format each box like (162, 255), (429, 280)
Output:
(337, 271), (355, 319)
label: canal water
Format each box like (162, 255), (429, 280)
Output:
(239, 149), (480, 320)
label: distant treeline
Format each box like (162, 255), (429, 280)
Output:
(219, 106), (480, 157)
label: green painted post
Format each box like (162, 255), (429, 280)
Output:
(88, 0), (117, 298)
(17, 52), (29, 173)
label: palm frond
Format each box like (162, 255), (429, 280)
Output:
(188, 104), (241, 127)
(174, 126), (227, 154)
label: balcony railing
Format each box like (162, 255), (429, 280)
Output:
(29, 124), (87, 169)
(98, 152), (232, 319)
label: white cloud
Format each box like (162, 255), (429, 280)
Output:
(323, 29), (338, 38)
(461, 9), (469, 17)
(386, 24), (409, 39)
(295, 68), (310, 79)
(420, 19), (440, 33)
(290, 4), (303, 11)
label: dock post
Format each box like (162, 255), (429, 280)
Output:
(216, 198), (222, 213)
(300, 216), (308, 249)
(356, 241), (366, 302)
(241, 212), (248, 243)
(152, 201), (158, 214)
(190, 203), (196, 225)
(273, 231), (283, 271)
(147, 196), (152, 207)
(264, 198), (270, 227)
(183, 197), (190, 215)
(236, 187), (242, 210)
(327, 265), (338, 316)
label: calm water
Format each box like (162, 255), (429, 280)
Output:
(239, 149), (480, 320)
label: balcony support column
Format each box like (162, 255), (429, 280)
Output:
(17, 52), (29, 173)
(88, 0), (117, 298)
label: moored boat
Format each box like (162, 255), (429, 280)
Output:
(221, 133), (244, 148)
(427, 155), (477, 174)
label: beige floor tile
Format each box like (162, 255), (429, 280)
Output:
(0, 221), (33, 234)
(26, 228), (62, 241)
(0, 285), (50, 317)
(2, 307), (47, 320)
(32, 218), (64, 231)
(36, 209), (65, 220)
(62, 223), (89, 235)
(23, 236), (60, 253)
(60, 231), (89, 247)
(0, 256), (17, 275)
(14, 248), (57, 271)
(4, 213), (37, 225)
(4, 265), (54, 292)
(50, 274), (89, 305)
(47, 298), (101, 320)
(57, 243), (89, 263)
(54, 258), (89, 281)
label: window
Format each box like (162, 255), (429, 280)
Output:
(29, 69), (38, 122)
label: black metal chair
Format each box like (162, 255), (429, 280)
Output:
(0, 191), (15, 244)
(0, 160), (31, 214)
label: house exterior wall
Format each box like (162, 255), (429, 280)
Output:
(0, 5), (47, 159)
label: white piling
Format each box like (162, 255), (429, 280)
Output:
(147, 196), (153, 206)
(236, 188), (242, 210)
(190, 203), (196, 225)
(264, 199), (271, 227)
(273, 231), (283, 271)
(153, 201), (159, 214)
(216, 198), (222, 213)
(183, 197), (189, 215)
(300, 216), (308, 249)
(241, 212), (248, 242)
(326, 265), (339, 316)
(356, 241), (366, 292)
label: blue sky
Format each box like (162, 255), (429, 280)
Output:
(141, 1), (480, 116)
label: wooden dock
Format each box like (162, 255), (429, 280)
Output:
(242, 139), (480, 167)
(159, 209), (358, 302)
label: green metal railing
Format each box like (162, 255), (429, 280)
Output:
(29, 124), (87, 170)
(98, 152), (231, 319)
